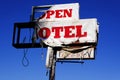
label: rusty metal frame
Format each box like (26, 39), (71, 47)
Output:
(12, 22), (47, 48)
(30, 5), (51, 21)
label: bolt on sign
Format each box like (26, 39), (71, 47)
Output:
(35, 3), (99, 68)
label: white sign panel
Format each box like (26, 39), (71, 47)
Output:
(46, 47), (53, 68)
(37, 18), (99, 47)
(38, 3), (79, 22)
(46, 46), (95, 68)
(57, 47), (95, 59)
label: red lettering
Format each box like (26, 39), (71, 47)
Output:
(64, 26), (75, 38)
(63, 9), (72, 17)
(39, 9), (72, 19)
(46, 10), (54, 19)
(52, 27), (63, 38)
(38, 27), (51, 39)
(55, 10), (63, 18)
(38, 25), (87, 39)
(76, 25), (87, 37)
(39, 13), (46, 19)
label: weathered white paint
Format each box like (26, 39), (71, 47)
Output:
(46, 47), (53, 68)
(57, 47), (95, 59)
(38, 3), (79, 22)
(37, 18), (99, 47)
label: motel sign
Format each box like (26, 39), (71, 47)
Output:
(37, 3), (98, 47)
(34, 3), (99, 68)
(12, 3), (99, 80)
(38, 25), (87, 39)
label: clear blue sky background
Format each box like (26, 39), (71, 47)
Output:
(0, 0), (120, 80)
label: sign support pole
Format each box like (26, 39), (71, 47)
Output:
(49, 48), (57, 80)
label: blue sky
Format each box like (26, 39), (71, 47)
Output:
(0, 0), (120, 80)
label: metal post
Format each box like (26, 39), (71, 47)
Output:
(49, 48), (57, 80)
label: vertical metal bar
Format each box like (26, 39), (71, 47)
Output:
(17, 27), (21, 44)
(49, 48), (57, 80)
(31, 6), (35, 21)
(32, 7), (35, 21)
(12, 23), (16, 45)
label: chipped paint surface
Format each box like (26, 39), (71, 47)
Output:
(57, 47), (95, 59)
(46, 47), (53, 68)
(37, 18), (99, 47)
(35, 3), (99, 67)
(38, 3), (79, 22)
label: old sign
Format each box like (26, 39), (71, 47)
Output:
(56, 46), (95, 60)
(37, 18), (98, 47)
(38, 3), (79, 22)
(35, 3), (99, 68)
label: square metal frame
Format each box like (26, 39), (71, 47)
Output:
(12, 22), (47, 48)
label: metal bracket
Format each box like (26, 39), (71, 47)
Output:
(12, 22), (47, 48)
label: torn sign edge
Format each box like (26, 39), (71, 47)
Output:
(36, 3), (80, 22)
(37, 18), (99, 47)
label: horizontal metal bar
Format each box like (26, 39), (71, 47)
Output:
(14, 22), (35, 28)
(13, 43), (47, 49)
(57, 60), (84, 64)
